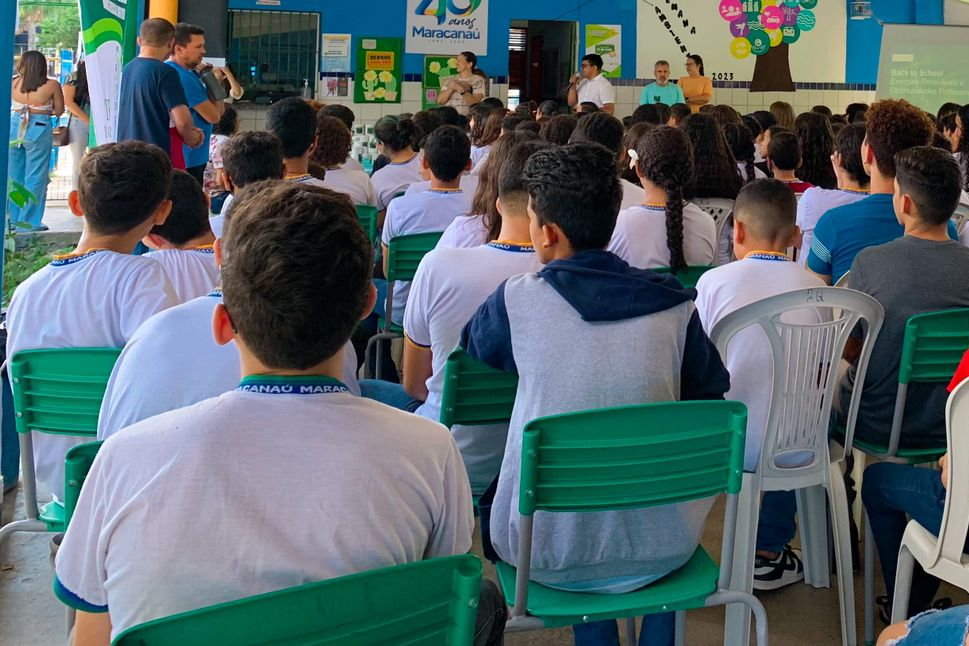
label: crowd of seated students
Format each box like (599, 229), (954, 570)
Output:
(8, 88), (969, 646)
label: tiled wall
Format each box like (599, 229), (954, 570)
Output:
(234, 78), (878, 132)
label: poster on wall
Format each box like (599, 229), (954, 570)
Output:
(78, 0), (138, 144)
(322, 33), (352, 73)
(585, 25), (622, 78)
(636, 0), (845, 89)
(406, 0), (489, 55)
(354, 37), (403, 104)
(422, 55), (457, 110)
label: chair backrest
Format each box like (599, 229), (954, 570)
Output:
(519, 401), (748, 516)
(654, 265), (716, 289)
(952, 203), (969, 236)
(355, 204), (378, 244)
(710, 288), (884, 477)
(9, 348), (122, 438)
(63, 440), (103, 529)
(898, 308), (969, 385)
(934, 378), (969, 566)
(112, 554), (482, 646)
(386, 231), (445, 283)
(692, 197), (735, 227)
(439, 349), (518, 429)
(833, 271), (850, 288)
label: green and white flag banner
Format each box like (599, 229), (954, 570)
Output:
(77, 0), (138, 145)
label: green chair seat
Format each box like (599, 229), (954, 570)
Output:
(495, 547), (718, 629)
(355, 204), (379, 245)
(654, 266), (716, 289)
(850, 436), (945, 464)
(376, 317), (403, 336)
(38, 500), (65, 531)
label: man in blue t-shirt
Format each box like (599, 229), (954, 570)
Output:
(807, 99), (955, 284)
(118, 18), (202, 162)
(639, 60), (685, 106)
(166, 23), (225, 185)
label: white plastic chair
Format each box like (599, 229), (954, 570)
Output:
(692, 198), (736, 266)
(890, 378), (969, 622)
(711, 288), (885, 646)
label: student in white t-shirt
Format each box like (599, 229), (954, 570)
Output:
(695, 179), (825, 591)
(796, 122), (871, 266)
(144, 169), (220, 303)
(382, 125), (472, 325)
(266, 97), (327, 188)
(209, 131), (283, 238)
(468, 104), (503, 173)
(609, 126), (716, 270)
(318, 104), (363, 171)
(568, 111), (647, 212)
(371, 115), (423, 212)
(5, 142), (179, 498)
(55, 181), (486, 645)
(313, 115), (376, 206)
(98, 185), (360, 440)
(567, 54), (616, 115)
(399, 139), (549, 493)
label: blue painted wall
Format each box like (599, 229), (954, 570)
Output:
(227, 0), (945, 85)
(226, 0), (639, 78)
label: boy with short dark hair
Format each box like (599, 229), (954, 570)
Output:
(695, 179), (827, 590)
(381, 125), (472, 325)
(569, 111), (644, 209)
(462, 143), (729, 645)
(842, 146), (969, 450)
(6, 142), (179, 496)
(210, 131), (284, 236)
(767, 131), (813, 194)
(265, 96), (326, 186)
(144, 169), (219, 302)
(57, 181), (477, 644)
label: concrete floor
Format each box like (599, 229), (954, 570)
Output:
(3, 485), (966, 646)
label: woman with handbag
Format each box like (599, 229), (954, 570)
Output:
(63, 60), (90, 190)
(9, 50), (63, 232)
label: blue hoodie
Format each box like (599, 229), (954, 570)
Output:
(460, 249), (730, 588)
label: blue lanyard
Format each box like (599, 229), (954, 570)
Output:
(236, 375), (351, 395)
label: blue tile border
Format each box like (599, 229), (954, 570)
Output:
(321, 72), (510, 84)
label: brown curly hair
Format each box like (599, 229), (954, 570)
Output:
(635, 126), (694, 273)
(865, 99), (934, 178)
(311, 115), (352, 168)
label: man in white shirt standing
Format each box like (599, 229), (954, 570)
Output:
(567, 54), (615, 115)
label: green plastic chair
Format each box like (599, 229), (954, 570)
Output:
(654, 265), (716, 289)
(355, 204), (379, 245)
(854, 308), (969, 646)
(365, 231), (444, 379)
(63, 441), (103, 530)
(497, 401), (769, 646)
(112, 554), (482, 645)
(0, 348), (120, 550)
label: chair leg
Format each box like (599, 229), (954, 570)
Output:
(724, 475), (759, 646)
(624, 617), (636, 645)
(0, 518), (48, 551)
(864, 512), (876, 646)
(851, 450), (866, 533)
(891, 544), (916, 624)
(797, 485), (831, 588)
(674, 610), (686, 646)
(827, 472), (858, 646)
(707, 590), (770, 646)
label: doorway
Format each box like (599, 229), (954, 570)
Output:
(507, 20), (578, 109)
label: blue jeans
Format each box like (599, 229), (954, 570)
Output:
(862, 462), (956, 615)
(756, 490), (798, 554)
(573, 612), (675, 646)
(358, 379), (422, 413)
(8, 112), (52, 229)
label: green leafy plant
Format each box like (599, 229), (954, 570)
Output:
(3, 238), (71, 307)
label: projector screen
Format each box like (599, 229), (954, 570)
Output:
(876, 24), (969, 112)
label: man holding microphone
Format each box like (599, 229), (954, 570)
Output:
(567, 54), (615, 115)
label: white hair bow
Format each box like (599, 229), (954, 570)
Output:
(627, 149), (640, 170)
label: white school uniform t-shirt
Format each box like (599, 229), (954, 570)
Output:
(5, 250), (178, 493)
(371, 155), (424, 211)
(796, 187), (869, 267)
(56, 382), (474, 640)
(470, 145), (491, 172)
(577, 74), (616, 108)
(737, 162), (768, 182)
(97, 293), (361, 440)
(405, 174), (479, 200)
(404, 242), (543, 493)
(322, 167), (377, 206)
(342, 155), (363, 172)
(437, 215), (489, 249)
(608, 203), (717, 270)
(144, 248), (220, 304)
(382, 189), (470, 324)
(694, 257), (826, 471)
(620, 179), (646, 211)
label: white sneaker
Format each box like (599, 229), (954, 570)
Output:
(753, 545), (804, 591)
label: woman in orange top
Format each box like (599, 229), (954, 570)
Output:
(679, 54), (713, 113)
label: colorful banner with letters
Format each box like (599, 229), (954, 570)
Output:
(406, 0), (489, 56)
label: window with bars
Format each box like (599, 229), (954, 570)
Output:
(509, 27), (527, 52)
(226, 10), (319, 103)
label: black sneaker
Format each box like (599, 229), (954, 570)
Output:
(753, 545), (805, 591)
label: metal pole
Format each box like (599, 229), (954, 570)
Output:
(2, 0), (18, 283)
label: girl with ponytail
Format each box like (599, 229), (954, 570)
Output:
(607, 126), (717, 273)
